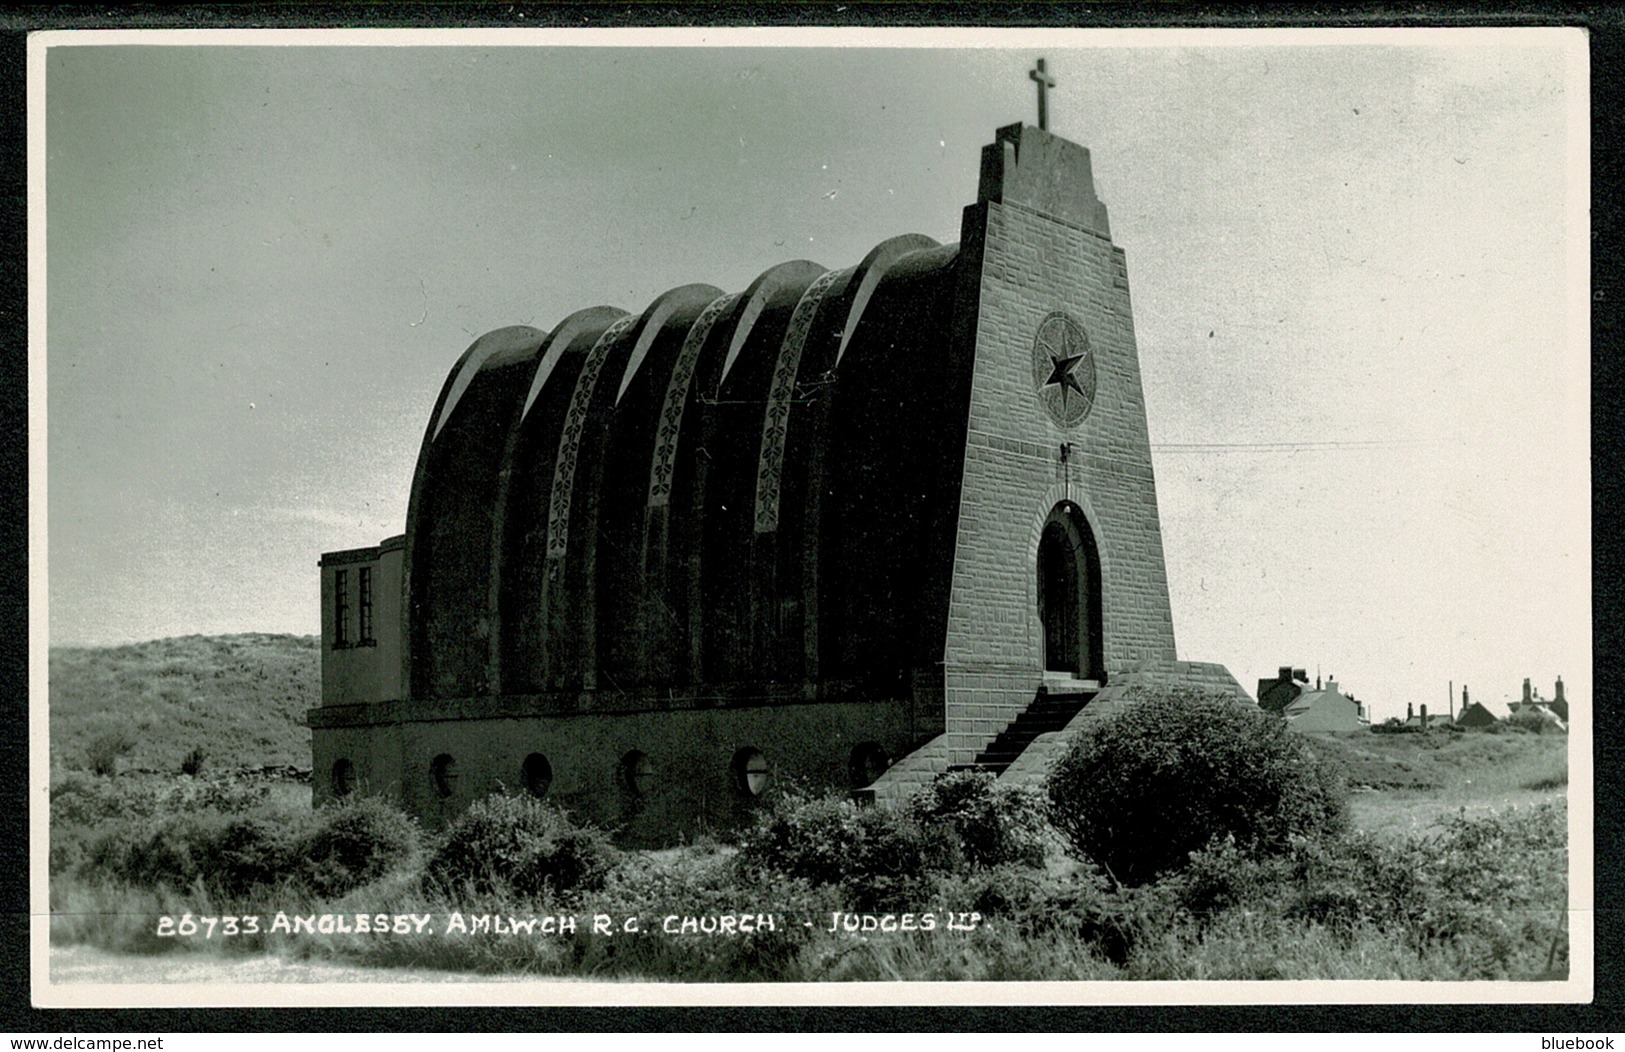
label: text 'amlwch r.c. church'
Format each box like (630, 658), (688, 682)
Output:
(310, 66), (1245, 843)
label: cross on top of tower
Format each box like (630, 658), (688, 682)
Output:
(1029, 57), (1057, 131)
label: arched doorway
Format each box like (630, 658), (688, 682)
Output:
(1037, 502), (1104, 680)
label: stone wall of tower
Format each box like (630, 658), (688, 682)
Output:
(941, 124), (1179, 762)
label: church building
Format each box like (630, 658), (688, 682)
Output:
(309, 84), (1244, 842)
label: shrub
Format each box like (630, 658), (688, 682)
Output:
(1047, 687), (1347, 883)
(1281, 829), (1422, 932)
(423, 792), (617, 902)
(180, 748), (206, 777)
(736, 790), (952, 910)
(1165, 835), (1290, 922)
(907, 769), (1053, 869)
(85, 730), (134, 777)
(51, 770), (279, 875)
(1495, 708), (1563, 735)
(580, 849), (839, 982)
(942, 863), (1178, 965)
(71, 789), (421, 902)
(201, 813), (305, 896)
(85, 807), (305, 897)
(51, 774), (147, 872)
(299, 795), (423, 899)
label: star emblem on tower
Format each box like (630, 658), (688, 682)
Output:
(1043, 348), (1088, 405)
(1031, 311), (1096, 427)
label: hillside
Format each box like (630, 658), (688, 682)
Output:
(49, 633), (318, 775)
(1304, 726), (1567, 792)
(1302, 726), (1569, 837)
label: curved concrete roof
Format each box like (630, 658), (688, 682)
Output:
(403, 235), (966, 702)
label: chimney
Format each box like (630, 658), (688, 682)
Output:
(1523, 678), (1533, 704)
(1463, 684), (1470, 707)
(1421, 704), (1429, 730)
(1555, 676), (1565, 703)
(1450, 680), (1455, 720)
(1407, 702), (1414, 722)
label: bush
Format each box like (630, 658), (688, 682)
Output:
(581, 849), (840, 981)
(736, 790), (952, 910)
(200, 813), (305, 896)
(907, 769), (1053, 869)
(71, 788), (420, 901)
(85, 730), (134, 777)
(51, 771), (278, 875)
(943, 863), (1177, 965)
(86, 807), (304, 897)
(1165, 835), (1290, 922)
(1281, 830), (1422, 932)
(423, 792), (618, 903)
(1047, 687), (1347, 883)
(1494, 709), (1564, 735)
(180, 748), (206, 777)
(299, 795), (423, 900)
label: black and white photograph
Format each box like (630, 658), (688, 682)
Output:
(32, 26), (1591, 1006)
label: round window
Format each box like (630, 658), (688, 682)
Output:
(521, 753), (553, 798)
(731, 747), (771, 797)
(430, 753), (457, 799)
(848, 743), (890, 788)
(619, 750), (653, 796)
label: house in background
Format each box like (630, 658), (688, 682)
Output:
(1279, 677), (1368, 732)
(1454, 684), (1510, 729)
(1257, 666), (1368, 731)
(1402, 701), (1453, 730)
(1257, 666), (1309, 714)
(1509, 676), (1569, 727)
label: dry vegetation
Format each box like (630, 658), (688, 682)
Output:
(50, 634), (317, 774)
(46, 641), (1570, 983)
(1306, 729), (1569, 839)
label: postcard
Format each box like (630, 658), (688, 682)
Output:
(30, 24), (1592, 1008)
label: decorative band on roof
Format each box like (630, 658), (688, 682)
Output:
(521, 307), (630, 422)
(753, 266), (853, 534)
(546, 315), (638, 558)
(647, 291), (741, 508)
(616, 285), (724, 406)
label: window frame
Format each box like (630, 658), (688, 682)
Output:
(357, 565), (375, 645)
(333, 568), (351, 648)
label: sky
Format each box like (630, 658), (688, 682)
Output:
(37, 28), (1589, 722)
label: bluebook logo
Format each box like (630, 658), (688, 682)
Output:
(1542, 1040), (1614, 1049)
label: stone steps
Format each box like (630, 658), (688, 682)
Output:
(946, 690), (1095, 778)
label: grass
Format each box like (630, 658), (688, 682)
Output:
(50, 634), (317, 774)
(1304, 728), (1569, 839)
(43, 646), (1572, 983)
(47, 771), (1569, 982)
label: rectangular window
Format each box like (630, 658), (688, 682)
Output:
(358, 566), (374, 645)
(334, 569), (350, 648)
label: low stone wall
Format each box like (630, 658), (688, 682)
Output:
(857, 732), (957, 807)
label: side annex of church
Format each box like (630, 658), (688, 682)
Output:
(309, 120), (1245, 843)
